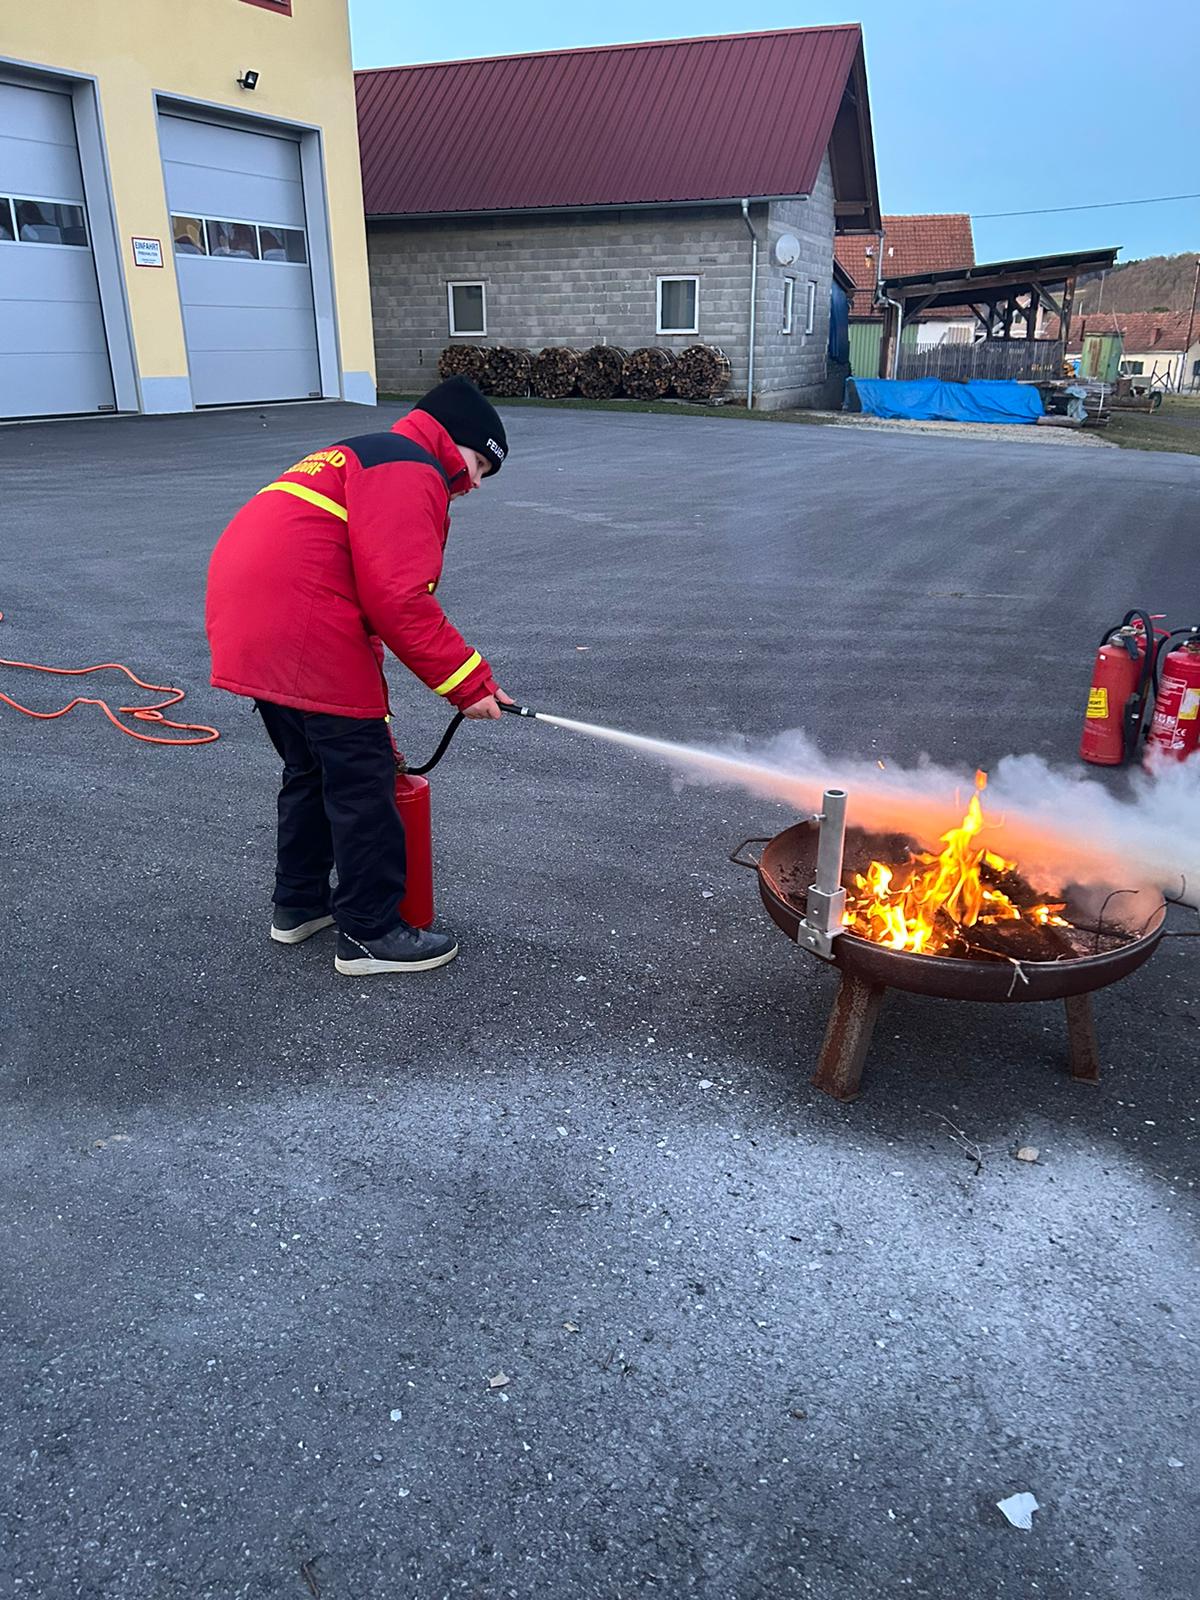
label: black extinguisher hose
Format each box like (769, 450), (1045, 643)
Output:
(1107, 610), (1159, 762)
(403, 701), (542, 776)
(405, 711), (465, 776)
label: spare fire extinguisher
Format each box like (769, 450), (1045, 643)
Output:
(1145, 625), (1200, 765)
(1079, 611), (1163, 766)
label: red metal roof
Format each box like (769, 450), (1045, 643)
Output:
(356, 27), (867, 217)
(835, 214), (976, 318)
(1043, 309), (1197, 354)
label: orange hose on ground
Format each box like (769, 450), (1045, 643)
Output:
(0, 609), (219, 746)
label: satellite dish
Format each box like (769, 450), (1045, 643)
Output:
(774, 233), (801, 267)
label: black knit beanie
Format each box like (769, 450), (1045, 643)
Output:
(413, 377), (508, 475)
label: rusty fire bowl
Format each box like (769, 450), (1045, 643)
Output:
(749, 820), (1167, 1003)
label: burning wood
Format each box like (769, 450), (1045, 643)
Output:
(843, 772), (1075, 959)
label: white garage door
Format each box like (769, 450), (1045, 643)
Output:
(0, 81), (115, 419)
(160, 114), (322, 407)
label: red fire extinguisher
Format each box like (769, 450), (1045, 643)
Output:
(393, 765), (436, 929)
(389, 714), (470, 930)
(1145, 625), (1200, 765)
(390, 702), (542, 929)
(1079, 610), (1163, 766)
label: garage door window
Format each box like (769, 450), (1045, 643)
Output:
(12, 199), (87, 246)
(172, 214), (307, 264)
(259, 225), (306, 264)
(0, 198), (14, 242)
(208, 220), (260, 259)
(171, 216), (207, 254)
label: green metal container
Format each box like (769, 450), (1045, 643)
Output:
(848, 320), (883, 378)
(1081, 331), (1122, 383)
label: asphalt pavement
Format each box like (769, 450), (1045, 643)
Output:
(1, 401), (1197, 1600)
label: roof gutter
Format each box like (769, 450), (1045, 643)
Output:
(364, 194), (813, 225)
(740, 199), (760, 410)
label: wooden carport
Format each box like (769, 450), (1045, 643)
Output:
(878, 247), (1119, 378)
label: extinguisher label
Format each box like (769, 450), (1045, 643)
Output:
(1086, 687), (1109, 719)
(1181, 688), (1200, 722)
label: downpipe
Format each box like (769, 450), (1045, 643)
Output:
(882, 293), (904, 380)
(740, 199), (759, 409)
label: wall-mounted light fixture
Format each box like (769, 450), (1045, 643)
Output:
(237, 70), (260, 91)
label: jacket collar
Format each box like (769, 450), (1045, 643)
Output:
(392, 410), (472, 495)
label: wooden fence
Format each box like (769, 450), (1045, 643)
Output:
(896, 339), (1065, 383)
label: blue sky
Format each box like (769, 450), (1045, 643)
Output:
(349, 0), (1199, 266)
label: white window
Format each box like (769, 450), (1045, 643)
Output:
(805, 280), (817, 336)
(448, 281), (486, 336)
(657, 276), (699, 335)
(782, 277), (795, 335)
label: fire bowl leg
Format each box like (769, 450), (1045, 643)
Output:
(812, 973), (887, 1101)
(1064, 993), (1101, 1084)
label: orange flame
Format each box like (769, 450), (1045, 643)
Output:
(844, 772), (1070, 954)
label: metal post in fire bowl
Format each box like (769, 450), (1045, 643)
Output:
(797, 789), (848, 961)
(797, 790), (881, 1103)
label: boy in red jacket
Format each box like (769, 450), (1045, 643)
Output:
(206, 377), (512, 975)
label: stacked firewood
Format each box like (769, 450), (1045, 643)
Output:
(480, 346), (531, 397)
(530, 347), (582, 399)
(577, 345), (629, 399)
(437, 344), (486, 384)
(621, 347), (676, 400)
(436, 342), (731, 403)
(672, 344), (731, 402)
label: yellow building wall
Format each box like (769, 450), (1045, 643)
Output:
(2, 0), (374, 395)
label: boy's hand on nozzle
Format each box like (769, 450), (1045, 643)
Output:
(463, 688), (515, 721)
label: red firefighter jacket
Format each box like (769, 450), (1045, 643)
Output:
(205, 411), (496, 717)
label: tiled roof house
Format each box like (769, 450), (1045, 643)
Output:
(835, 214), (976, 319)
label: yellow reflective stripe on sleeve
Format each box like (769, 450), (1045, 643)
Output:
(434, 651), (483, 696)
(258, 481), (349, 521)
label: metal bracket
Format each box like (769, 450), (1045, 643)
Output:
(796, 789), (848, 961)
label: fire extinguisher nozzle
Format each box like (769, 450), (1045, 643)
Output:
(500, 702), (539, 718)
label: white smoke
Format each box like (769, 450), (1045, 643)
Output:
(537, 715), (1200, 908)
(751, 732), (1199, 907)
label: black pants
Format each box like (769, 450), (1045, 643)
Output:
(256, 700), (406, 941)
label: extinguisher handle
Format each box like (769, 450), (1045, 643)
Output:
(1125, 611), (1159, 685)
(1101, 609), (1156, 651)
(1151, 626), (1200, 692)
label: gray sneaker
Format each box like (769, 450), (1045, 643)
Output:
(334, 922), (458, 975)
(271, 908), (336, 945)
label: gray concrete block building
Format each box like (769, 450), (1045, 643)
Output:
(355, 25), (881, 410)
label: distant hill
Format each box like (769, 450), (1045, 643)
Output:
(1076, 253), (1198, 313)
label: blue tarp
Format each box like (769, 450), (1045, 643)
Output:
(851, 377), (1044, 425)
